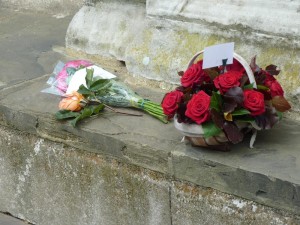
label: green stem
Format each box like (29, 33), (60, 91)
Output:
(91, 94), (142, 117)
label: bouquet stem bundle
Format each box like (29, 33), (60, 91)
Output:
(137, 99), (167, 123)
(55, 67), (168, 126)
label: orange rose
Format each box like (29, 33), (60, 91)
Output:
(59, 91), (84, 111)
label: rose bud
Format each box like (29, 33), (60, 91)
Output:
(185, 90), (211, 124)
(59, 91), (85, 112)
(161, 90), (184, 118)
(243, 89), (265, 116)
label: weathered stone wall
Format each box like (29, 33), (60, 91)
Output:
(66, 0), (300, 119)
(0, 125), (299, 225)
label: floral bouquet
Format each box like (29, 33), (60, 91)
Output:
(43, 60), (168, 126)
(161, 51), (291, 151)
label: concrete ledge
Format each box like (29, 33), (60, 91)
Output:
(1, 125), (300, 224)
(1, 71), (300, 217)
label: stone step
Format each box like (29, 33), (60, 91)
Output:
(0, 213), (30, 225)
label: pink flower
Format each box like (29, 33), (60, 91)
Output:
(57, 60), (93, 93)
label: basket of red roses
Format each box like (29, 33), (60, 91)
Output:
(161, 50), (291, 151)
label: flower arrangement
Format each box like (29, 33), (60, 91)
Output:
(44, 60), (168, 126)
(161, 52), (291, 150)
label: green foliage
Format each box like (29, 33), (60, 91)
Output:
(257, 85), (269, 91)
(243, 83), (254, 90)
(78, 85), (92, 95)
(202, 121), (222, 138)
(90, 79), (111, 91)
(56, 68), (167, 126)
(276, 111), (283, 120)
(55, 110), (80, 120)
(85, 68), (94, 88)
(70, 104), (105, 127)
(210, 91), (222, 112)
(231, 109), (250, 116)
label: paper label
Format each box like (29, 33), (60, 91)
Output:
(202, 42), (234, 69)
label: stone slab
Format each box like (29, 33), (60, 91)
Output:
(171, 120), (300, 214)
(0, 126), (171, 225)
(0, 213), (28, 225)
(171, 181), (300, 225)
(0, 0), (83, 14)
(1, 70), (300, 215)
(0, 8), (72, 88)
(2, 125), (300, 225)
(147, 0), (300, 37)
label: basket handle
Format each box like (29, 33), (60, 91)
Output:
(187, 50), (257, 88)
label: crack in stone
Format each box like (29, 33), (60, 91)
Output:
(178, 0), (189, 14)
(168, 186), (173, 225)
(0, 211), (35, 224)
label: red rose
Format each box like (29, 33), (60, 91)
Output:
(269, 81), (284, 97)
(181, 60), (210, 88)
(264, 75), (284, 97)
(185, 91), (210, 124)
(243, 89), (265, 116)
(213, 71), (243, 94)
(161, 90), (183, 117)
(264, 71), (276, 83)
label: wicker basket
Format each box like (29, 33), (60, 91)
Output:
(174, 51), (257, 151)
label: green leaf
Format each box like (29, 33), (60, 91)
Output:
(257, 85), (270, 91)
(276, 111), (283, 120)
(85, 68), (94, 88)
(210, 91), (222, 112)
(243, 83), (254, 90)
(77, 84), (92, 95)
(70, 115), (82, 127)
(202, 121), (222, 138)
(70, 107), (92, 127)
(90, 79), (111, 91)
(91, 104), (105, 114)
(231, 109), (250, 116)
(70, 105), (105, 127)
(55, 110), (80, 120)
(81, 107), (94, 117)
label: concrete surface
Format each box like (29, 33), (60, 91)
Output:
(0, 0), (84, 14)
(0, 8), (73, 88)
(1, 126), (300, 225)
(1, 6), (300, 225)
(147, 0), (300, 36)
(0, 213), (29, 225)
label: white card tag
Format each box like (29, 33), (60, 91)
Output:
(202, 42), (234, 69)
